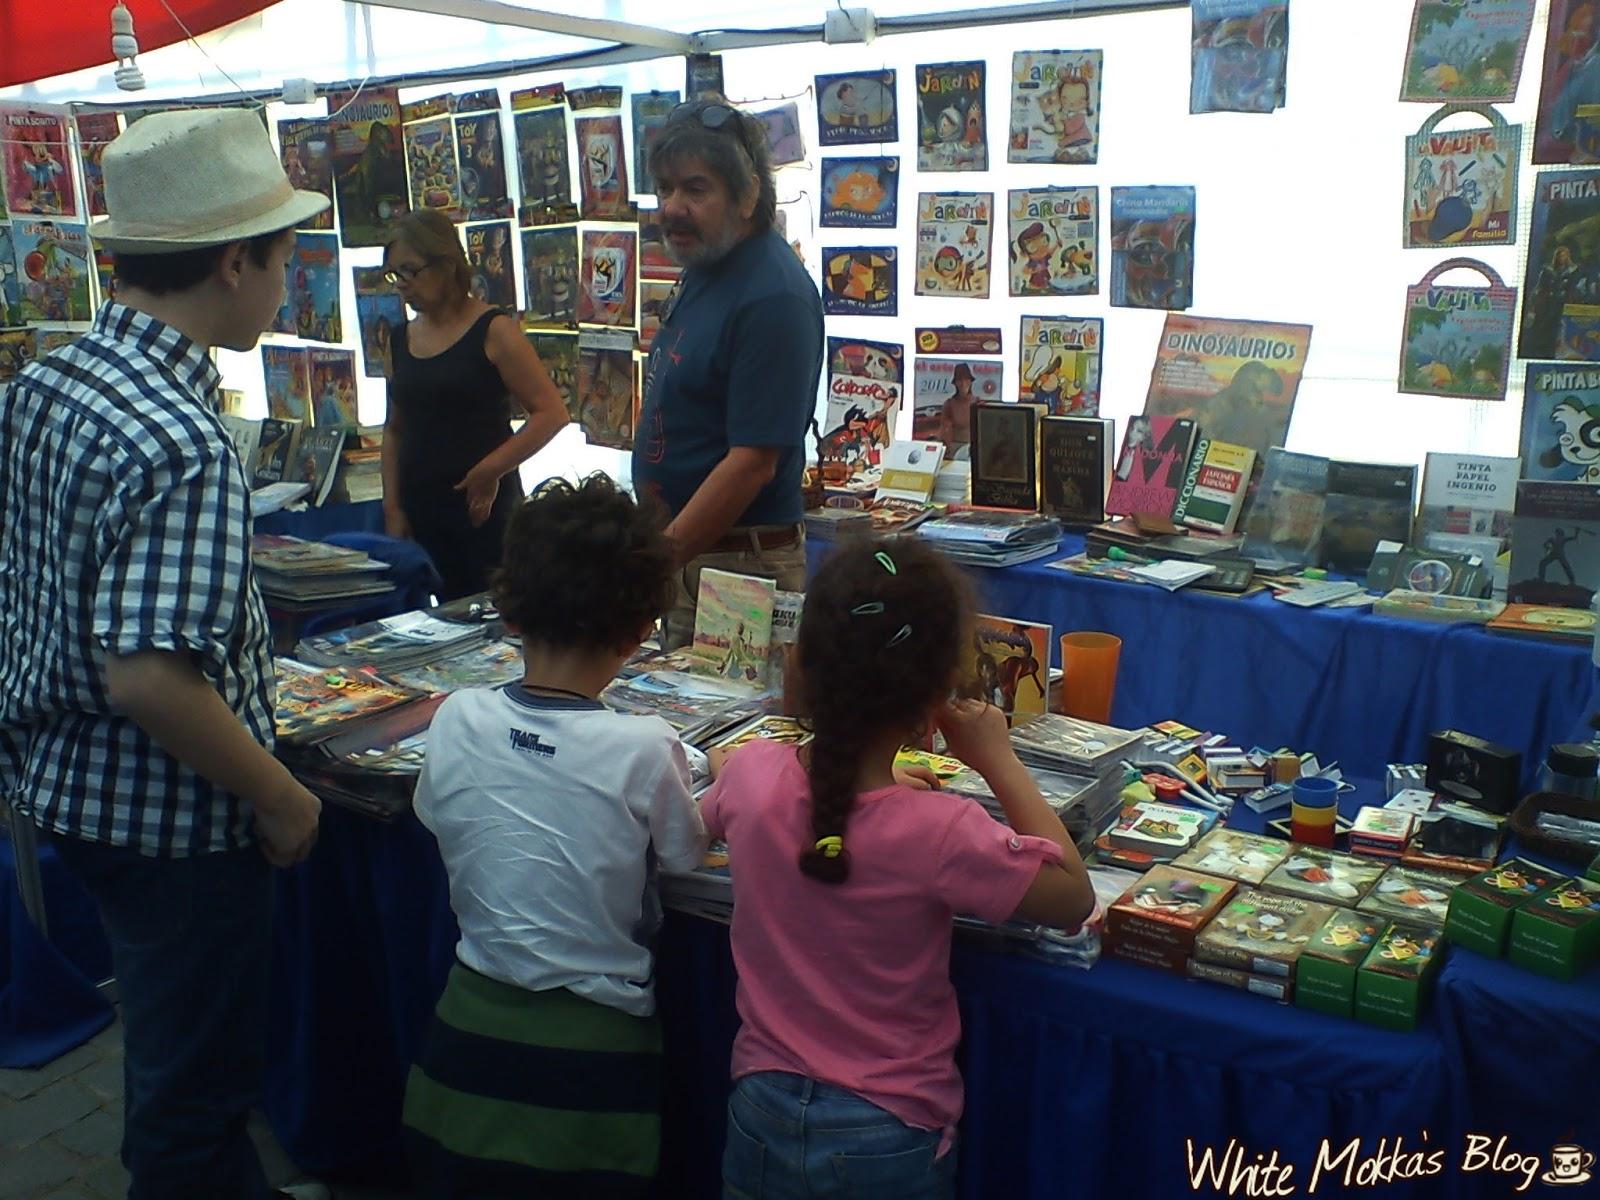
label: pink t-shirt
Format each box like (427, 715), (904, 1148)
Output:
(699, 739), (1063, 1137)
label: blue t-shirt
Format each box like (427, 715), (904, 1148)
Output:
(632, 228), (823, 526)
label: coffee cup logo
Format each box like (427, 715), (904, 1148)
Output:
(1542, 1143), (1595, 1186)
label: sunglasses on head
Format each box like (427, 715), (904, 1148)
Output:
(668, 101), (755, 156)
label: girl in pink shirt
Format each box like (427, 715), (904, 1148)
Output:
(700, 539), (1094, 1199)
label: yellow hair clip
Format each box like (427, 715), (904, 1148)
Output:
(814, 835), (845, 858)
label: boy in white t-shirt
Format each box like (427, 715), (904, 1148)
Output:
(403, 473), (705, 1199)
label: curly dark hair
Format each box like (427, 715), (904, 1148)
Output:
(491, 474), (675, 653)
(796, 539), (974, 884)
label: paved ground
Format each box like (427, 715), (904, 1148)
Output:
(0, 1014), (410, 1200)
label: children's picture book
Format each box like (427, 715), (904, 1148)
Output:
(527, 330), (579, 421)
(1508, 479), (1600, 605)
(1173, 829), (1292, 887)
(1521, 363), (1600, 482)
(577, 228), (637, 326)
(0, 225), (22, 326)
(308, 347), (359, 428)
(1008, 50), (1101, 164)
(1520, 170), (1600, 359)
(1415, 450), (1518, 536)
(630, 90), (679, 195)
(691, 569), (777, 685)
(914, 191), (992, 298)
(1322, 461), (1419, 576)
(1191, 0), (1289, 114)
(1105, 416), (1198, 520)
(1109, 186), (1194, 310)
(11, 219), (90, 322)
(352, 267), (404, 379)
(274, 661), (425, 747)
(915, 61), (987, 171)
(575, 115), (630, 219)
(1400, 258), (1515, 399)
(252, 418), (302, 487)
(1008, 187), (1096, 298)
(756, 102), (805, 166)
(638, 278), (675, 353)
(0, 106), (74, 217)
(821, 337), (903, 481)
(0, 328), (35, 381)
(1403, 105), (1519, 248)
(521, 225), (579, 328)
(575, 328), (637, 449)
(912, 357), (1003, 449)
(964, 615), (1052, 717)
(820, 157), (899, 228)
(276, 118), (335, 230)
(1173, 437), (1257, 534)
(403, 115), (460, 216)
(1019, 315), (1103, 415)
(1403, 0), (1535, 103)
(1240, 448), (1330, 568)
(326, 86), (408, 248)
(711, 715), (811, 753)
(1039, 415), (1114, 526)
(816, 71), (898, 145)
(513, 104), (573, 215)
(820, 246), (897, 317)
(464, 221), (517, 310)
(1534, 0), (1600, 163)
(75, 111), (120, 218)
(295, 425), (348, 507)
(970, 401), (1040, 510)
(454, 109), (512, 220)
(262, 345), (313, 424)
(273, 232), (341, 342)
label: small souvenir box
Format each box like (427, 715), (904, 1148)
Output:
(1192, 888), (1335, 977)
(1349, 806), (1414, 859)
(1425, 730), (1520, 815)
(1444, 858), (1560, 957)
(1262, 847), (1385, 907)
(1354, 923), (1445, 1032)
(1105, 866), (1237, 968)
(1295, 911), (1384, 1018)
(1185, 957), (1292, 1003)
(1357, 864), (1460, 930)
(1385, 763), (1427, 800)
(1508, 876), (1600, 981)
(1171, 828), (1292, 887)
(1107, 802), (1210, 857)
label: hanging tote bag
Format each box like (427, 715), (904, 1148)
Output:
(1398, 258), (1516, 401)
(1403, 105), (1520, 249)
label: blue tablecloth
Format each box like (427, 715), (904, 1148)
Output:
(811, 536), (1599, 791)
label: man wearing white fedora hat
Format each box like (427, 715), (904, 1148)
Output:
(0, 108), (327, 1199)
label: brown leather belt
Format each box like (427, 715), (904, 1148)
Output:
(706, 523), (804, 554)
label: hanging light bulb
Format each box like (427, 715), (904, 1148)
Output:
(111, 2), (146, 91)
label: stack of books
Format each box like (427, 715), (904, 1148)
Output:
(251, 534), (395, 604)
(336, 426), (385, 504)
(1103, 865), (1237, 973)
(1008, 713), (1147, 776)
(296, 611), (489, 674)
(1349, 806), (1414, 860)
(933, 460), (971, 506)
(803, 504), (872, 540)
(600, 675), (761, 748)
(388, 640), (524, 695)
(943, 763), (1124, 855)
(1187, 888), (1337, 1003)
(917, 509), (1062, 567)
(272, 658), (426, 747)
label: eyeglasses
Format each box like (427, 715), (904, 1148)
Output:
(381, 258), (436, 286)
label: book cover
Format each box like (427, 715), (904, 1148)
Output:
(307, 348), (359, 428)
(1521, 363), (1600, 482)
(10, 219), (90, 322)
(403, 115), (460, 217)
(521, 225), (579, 328)
(876, 441), (945, 504)
(1108, 866), (1237, 936)
(964, 614), (1051, 717)
(577, 229), (637, 327)
(915, 61), (987, 171)
(916, 326), (1002, 355)
(1263, 848), (1386, 906)
(1008, 50), (1101, 164)
(1322, 461), (1418, 576)
(691, 569), (777, 685)
(1368, 547), (1493, 599)
(567, 87), (622, 111)
(821, 247), (897, 317)
(911, 357), (1003, 450)
(0, 224), (22, 326)
(1508, 479), (1600, 605)
(820, 157), (899, 228)
(1192, 0), (1289, 113)
(755, 102), (805, 166)
(1403, 107), (1519, 248)
(816, 70), (898, 145)
(1416, 450), (1518, 538)
(262, 345), (312, 424)
(273, 232), (341, 342)
(400, 92), (453, 124)
(711, 715), (811, 753)
(1403, 0), (1535, 103)
(1358, 865), (1460, 927)
(1174, 438), (1257, 534)
(0, 328), (36, 381)
(513, 104), (573, 215)
(1019, 316), (1102, 415)
(1194, 889), (1335, 976)
(0, 106), (74, 217)
(326, 86), (408, 248)
(296, 425), (348, 506)
(630, 90), (679, 195)
(915, 192), (992, 298)
(1109, 186), (1194, 310)
(575, 328), (636, 450)
(253, 417), (302, 486)
(1172, 828), (1292, 886)
(352, 267), (404, 379)
(1534, 0), (1600, 164)
(1240, 448), (1330, 567)
(1105, 415), (1197, 520)
(1106, 801), (1209, 854)
(454, 110), (511, 220)
(464, 221), (517, 310)
(970, 401), (1040, 510)
(1519, 171), (1600, 357)
(1401, 259), (1517, 399)
(75, 111), (120, 219)
(575, 115), (630, 220)
(639, 278), (674, 353)
(527, 331), (579, 422)
(1486, 602), (1597, 640)
(1039, 415), (1113, 526)
(274, 661), (424, 747)
(822, 337), (903, 481)
(1008, 187), (1097, 297)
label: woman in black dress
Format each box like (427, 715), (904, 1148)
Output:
(381, 210), (568, 599)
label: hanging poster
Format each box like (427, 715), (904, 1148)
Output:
(1109, 186), (1195, 310)
(455, 110), (511, 220)
(0, 106), (75, 217)
(1536, 0), (1600, 163)
(327, 86), (408, 247)
(352, 267), (404, 379)
(403, 115), (460, 217)
(915, 191), (992, 298)
(272, 232), (341, 343)
(1522, 362), (1600, 481)
(1403, 105), (1519, 247)
(521, 224), (579, 328)
(756, 102), (806, 166)
(1008, 50), (1101, 164)
(513, 105), (574, 218)
(1008, 187), (1097, 297)
(455, 89), (500, 116)
(400, 93), (453, 125)
(262, 344), (313, 423)
(0, 225), (21, 326)
(816, 70), (897, 145)
(912, 357), (1004, 450)
(1399, 257), (1515, 400)
(11, 219), (90, 322)
(308, 347), (359, 428)
(464, 220), (517, 310)
(93, 247), (115, 304)
(637, 215), (679, 281)
(1402, 0), (1535, 103)
(639, 278), (676, 353)
(576, 327), (637, 449)
(276, 118), (335, 230)
(916, 327), (1002, 356)
(822, 336), (903, 480)
(915, 62), (987, 171)
(820, 157), (899, 228)
(569, 87), (623, 112)
(75, 111), (120, 218)
(821, 246), (898, 316)
(687, 54), (726, 102)
(1190, 1), (1289, 114)
(1520, 168), (1600, 359)
(575, 115), (631, 220)
(0, 329), (35, 381)
(528, 330), (579, 421)
(1018, 315), (1103, 415)
(631, 90), (680, 195)
(577, 228), (637, 326)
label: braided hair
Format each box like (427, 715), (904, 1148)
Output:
(796, 539), (973, 884)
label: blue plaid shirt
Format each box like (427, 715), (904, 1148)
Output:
(0, 303), (274, 857)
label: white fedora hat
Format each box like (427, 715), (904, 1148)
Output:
(91, 107), (330, 253)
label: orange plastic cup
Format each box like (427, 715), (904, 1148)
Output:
(1058, 632), (1121, 723)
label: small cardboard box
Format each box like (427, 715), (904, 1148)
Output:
(1444, 857), (1560, 956)
(1105, 866), (1237, 957)
(1295, 911), (1384, 1018)
(1508, 876), (1600, 981)
(1355, 923), (1445, 1032)
(1424, 730), (1520, 815)
(1171, 828), (1292, 887)
(1193, 889), (1335, 977)
(1358, 864), (1460, 930)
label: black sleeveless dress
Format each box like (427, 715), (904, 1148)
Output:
(388, 309), (524, 601)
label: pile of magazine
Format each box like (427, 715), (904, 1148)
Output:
(917, 509), (1062, 567)
(388, 640), (524, 694)
(601, 672), (763, 748)
(278, 694), (442, 820)
(251, 534), (395, 603)
(296, 611), (490, 674)
(273, 658), (428, 748)
(1009, 713), (1148, 777)
(943, 763), (1125, 856)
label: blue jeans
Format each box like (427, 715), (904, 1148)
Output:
(722, 1071), (957, 1200)
(52, 836), (276, 1200)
